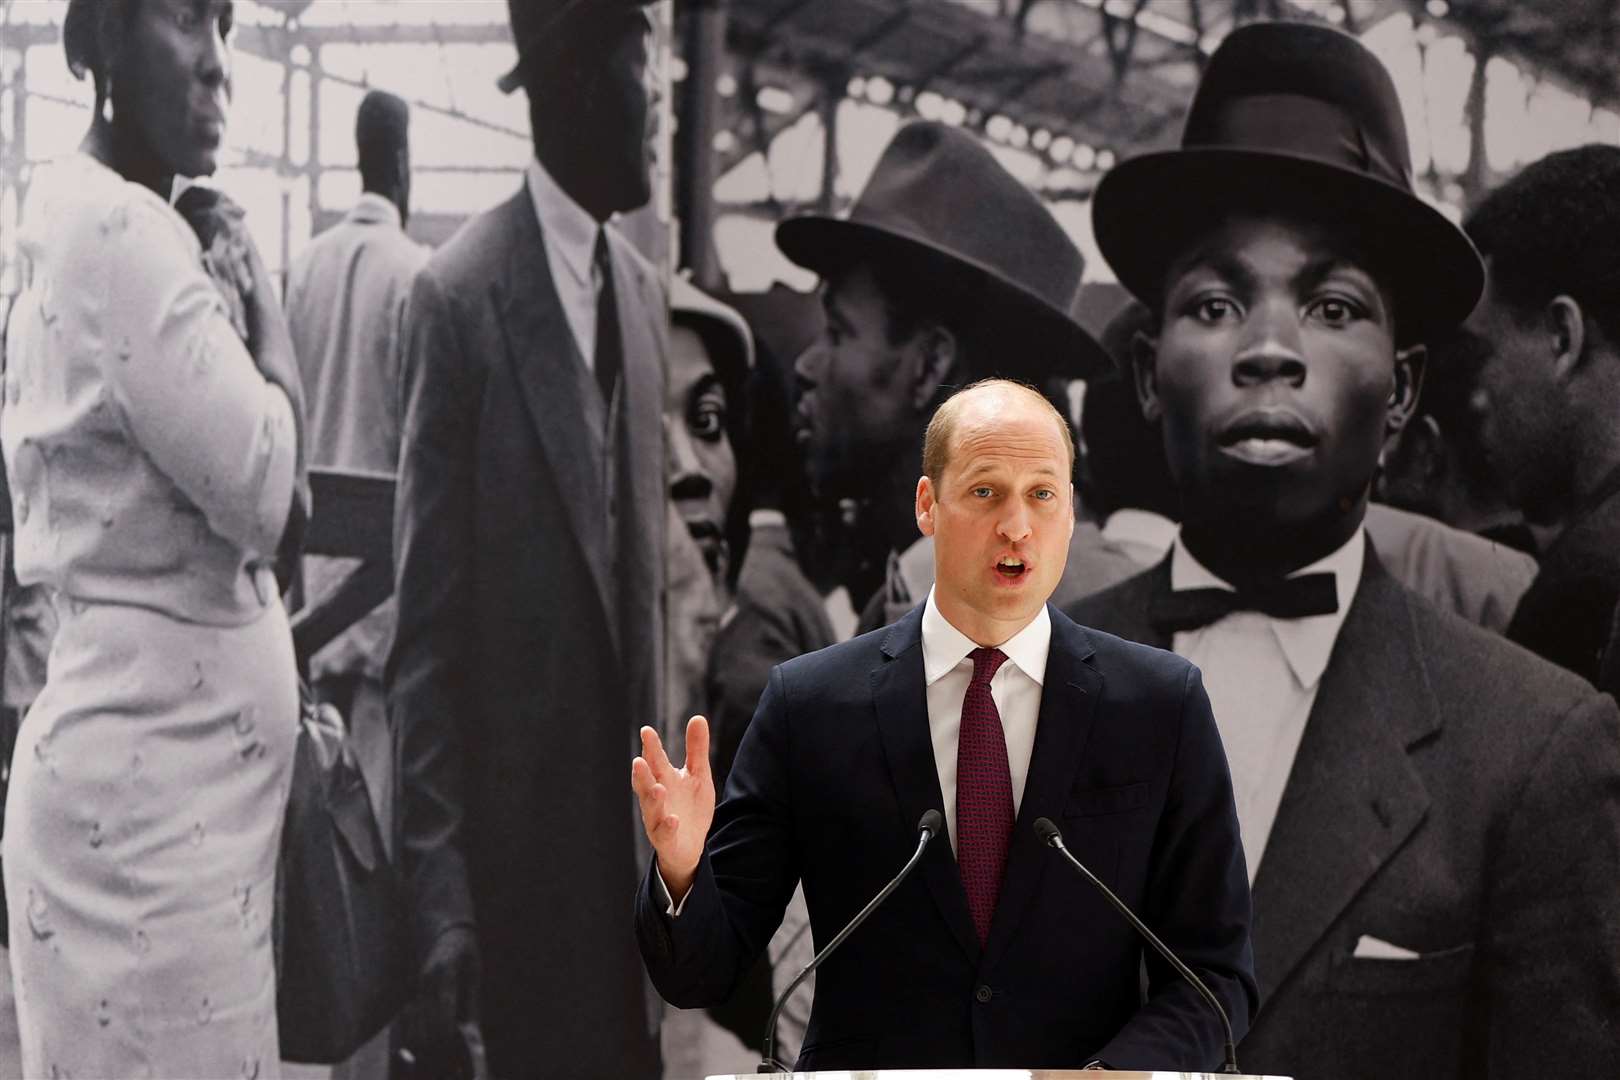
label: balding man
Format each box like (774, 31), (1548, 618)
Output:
(631, 380), (1256, 1071)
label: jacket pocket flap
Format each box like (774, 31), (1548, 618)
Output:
(1330, 940), (1476, 995)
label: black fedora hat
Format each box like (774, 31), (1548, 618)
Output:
(776, 121), (1112, 378)
(497, 0), (658, 95)
(1092, 21), (1483, 345)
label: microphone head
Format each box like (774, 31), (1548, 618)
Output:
(918, 809), (944, 837)
(1033, 817), (1062, 846)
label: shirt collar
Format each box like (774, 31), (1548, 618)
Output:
(1169, 528), (1366, 690)
(347, 192), (401, 228)
(1099, 508), (1177, 555)
(525, 156), (600, 290)
(921, 587), (1051, 688)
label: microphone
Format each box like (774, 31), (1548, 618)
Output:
(1033, 817), (1241, 1074)
(758, 809), (944, 1073)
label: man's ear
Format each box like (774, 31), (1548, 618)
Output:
(1131, 329), (1162, 423)
(1547, 295), (1588, 383)
(911, 323), (959, 413)
(1386, 343), (1427, 438)
(1384, 413), (1444, 485)
(915, 475), (937, 538)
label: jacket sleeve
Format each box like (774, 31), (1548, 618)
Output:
(637, 662), (801, 1007)
(386, 263), (480, 962)
(1484, 690), (1620, 1070)
(1095, 663), (1259, 1069)
(95, 196), (296, 559)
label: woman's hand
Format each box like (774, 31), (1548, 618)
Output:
(174, 185), (309, 568)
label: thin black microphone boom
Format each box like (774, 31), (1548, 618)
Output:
(1033, 817), (1241, 1074)
(758, 809), (944, 1074)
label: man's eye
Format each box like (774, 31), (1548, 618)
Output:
(972, 487), (993, 498)
(1194, 297), (1238, 323)
(1033, 489), (1054, 501)
(1311, 297), (1360, 326)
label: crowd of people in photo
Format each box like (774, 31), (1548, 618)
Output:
(1, 0), (1618, 1077)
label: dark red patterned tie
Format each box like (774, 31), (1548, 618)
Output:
(957, 646), (1012, 945)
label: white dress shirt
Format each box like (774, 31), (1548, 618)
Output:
(921, 587), (1051, 855)
(525, 156), (604, 370)
(1168, 529), (1364, 881)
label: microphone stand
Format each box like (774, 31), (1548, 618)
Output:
(758, 811), (942, 1073)
(1035, 817), (1241, 1074)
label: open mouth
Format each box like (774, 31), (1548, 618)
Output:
(683, 519), (721, 543)
(1217, 409), (1318, 467)
(994, 555), (1030, 581)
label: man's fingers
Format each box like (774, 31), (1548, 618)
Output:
(632, 766), (667, 825)
(630, 756), (657, 800)
(639, 725), (674, 780)
(685, 715), (712, 783)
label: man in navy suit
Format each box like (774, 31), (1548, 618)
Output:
(632, 380), (1257, 1071)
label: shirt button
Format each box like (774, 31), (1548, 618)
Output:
(975, 985), (992, 1003)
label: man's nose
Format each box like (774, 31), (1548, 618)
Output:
(198, 19), (230, 93)
(997, 501), (1033, 543)
(1232, 301), (1307, 388)
(794, 342), (826, 388)
(667, 427), (711, 497)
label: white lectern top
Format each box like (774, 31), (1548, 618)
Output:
(709, 1071), (1291, 1079)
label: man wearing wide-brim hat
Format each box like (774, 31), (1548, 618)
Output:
(1072, 21), (1620, 1077)
(388, 0), (669, 1075)
(777, 120), (1111, 634)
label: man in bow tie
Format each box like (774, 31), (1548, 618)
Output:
(1070, 22), (1620, 1078)
(634, 379), (1256, 1071)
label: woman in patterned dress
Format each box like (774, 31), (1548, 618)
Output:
(0, 1), (307, 1075)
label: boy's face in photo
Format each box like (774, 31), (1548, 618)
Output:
(1137, 213), (1422, 546)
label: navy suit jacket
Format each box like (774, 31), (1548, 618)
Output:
(637, 603), (1258, 1071)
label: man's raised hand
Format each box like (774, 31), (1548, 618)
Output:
(631, 716), (715, 905)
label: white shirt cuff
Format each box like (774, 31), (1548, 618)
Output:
(655, 864), (691, 918)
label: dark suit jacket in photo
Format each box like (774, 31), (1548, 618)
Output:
(389, 183), (667, 1076)
(638, 604), (1258, 1071)
(1068, 547), (1620, 1079)
(1505, 470), (1620, 684)
(705, 519), (836, 792)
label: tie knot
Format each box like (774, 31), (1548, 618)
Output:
(969, 647), (1008, 687)
(593, 228), (611, 270)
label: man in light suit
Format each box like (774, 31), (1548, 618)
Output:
(1069, 23), (1620, 1077)
(286, 86), (426, 837)
(633, 380), (1257, 1071)
(388, 1), (666, 1074)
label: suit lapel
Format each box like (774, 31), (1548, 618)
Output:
(492, 189), (618, 651)
(607, 227), (666, 617)
(870, 609), (981, 962)
(981, 610), (1101, 970)
(1249, 552), (1437, 1000)
(1096, 557), (1173, 651)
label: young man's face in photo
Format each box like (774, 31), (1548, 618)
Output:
(794, 262), (926, 500)
(1140, 213), (1417, 542)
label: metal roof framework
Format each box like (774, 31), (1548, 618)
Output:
(676, 0), (1618, 287)
(0, 0), (529, 297)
